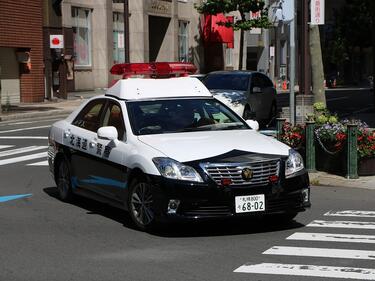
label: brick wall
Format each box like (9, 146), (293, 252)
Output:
(0, 0), (44, 102)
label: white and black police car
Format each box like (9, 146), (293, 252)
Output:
(48, 62), (310, 231)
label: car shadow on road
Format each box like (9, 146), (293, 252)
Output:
(43, 186), (305, 237)
(43, 186), (138, 231)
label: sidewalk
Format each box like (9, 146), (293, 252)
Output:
(309, 171), (375, 190)
(0, 89), (103, 122)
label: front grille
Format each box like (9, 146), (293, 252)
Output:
(202, 160), (280, 186)
(182, 204), (232, 217)
(266, 193), (303, 213)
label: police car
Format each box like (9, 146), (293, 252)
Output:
(48, 62), (310, 231)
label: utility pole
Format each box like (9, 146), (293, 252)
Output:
(289, 0), (296, 125)
(124, 0), (130, 63)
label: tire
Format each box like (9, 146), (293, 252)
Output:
(56, 159), (74, 202)
(128, 178), (156, 231)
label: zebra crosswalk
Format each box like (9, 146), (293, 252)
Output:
(234, 209), (375, 280)
(0, 144), (48, 167)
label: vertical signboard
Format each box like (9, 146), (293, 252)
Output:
(310, 0), (325, 25)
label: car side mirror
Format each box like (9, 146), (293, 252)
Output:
(252, 86), (262, 94)
(246, 120), (259, 131)
(97, 126), (118, 141)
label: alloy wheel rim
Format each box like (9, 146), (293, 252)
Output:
(131, 183), (154, 226)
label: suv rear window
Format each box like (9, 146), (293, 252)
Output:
(204, 74), (249, 91)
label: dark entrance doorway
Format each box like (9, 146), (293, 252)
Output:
(148, 15), (170, 62)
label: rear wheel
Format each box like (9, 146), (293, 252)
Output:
(128, 178), (156, 231)
(56, 160), (74, 202)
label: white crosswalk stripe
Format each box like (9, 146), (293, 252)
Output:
(0, 152), (47, 166)
(325, 210), (375, 218)
(0, 146), (46, 158)
(0, 144), (48, 166)
(287, 232), (375, 244)
(234, 263), (375, 280)
(234, 209), (375, 280)
(307, 220), (375, 229)
(0, 145), (14, 150)
(27, 160), (48, 166)
(263, 246), (375, 260)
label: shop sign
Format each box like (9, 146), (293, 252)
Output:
(311, 0), (325, 25)
(50, 35), (64, 49)
(147, 0), (172, 15)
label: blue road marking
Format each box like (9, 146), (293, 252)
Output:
(0, 194), (32, 203)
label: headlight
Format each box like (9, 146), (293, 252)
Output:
(152, 157), (203, 183)
(285, 150), (304, 178)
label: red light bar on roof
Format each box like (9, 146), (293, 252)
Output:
(110, 62), (197, 78)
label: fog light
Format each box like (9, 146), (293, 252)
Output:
(302, 188), (309, 203)
(167, 199), (180, 214)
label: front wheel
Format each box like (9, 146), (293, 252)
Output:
(56, 159), (74, 202)
(128, 179), (156, 231)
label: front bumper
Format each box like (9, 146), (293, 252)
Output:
(149, 171), (310, 222)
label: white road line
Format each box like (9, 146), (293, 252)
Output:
(263, 246), (375, 260)
(234, 263), (375, 280)
(0, 146), (46, 158)
(0, 125), (50, 134)
(287, 232), (375, 244)
(0, 145), (13, 150)
(325, 210), (375, 218)
(27, 160), (48, 166)
(0, 136), (48, 140)
(307, 220), (375, 230)
(0, 152), (47, 166)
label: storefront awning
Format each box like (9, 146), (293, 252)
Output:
(202, 14), (234, 48)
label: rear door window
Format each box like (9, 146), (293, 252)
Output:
(72, 99), (106, 132)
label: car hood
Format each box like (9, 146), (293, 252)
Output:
(138, 130), (290, 163)
(209, 89), (247, 117)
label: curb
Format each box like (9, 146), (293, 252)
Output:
(0, 109), (73, 122)
(308, 172), (375, 190)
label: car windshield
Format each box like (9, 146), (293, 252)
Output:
(204, 74), (249, 91)
(127, 98), (249, 135)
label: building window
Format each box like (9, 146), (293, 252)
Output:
(225, 46), (233, 67)
(113, 12), (125, 64)
(178, 21), (189, 62)
(72, 7), (92, 67)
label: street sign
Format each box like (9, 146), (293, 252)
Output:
(49, 35), (64, 49)
(311, 0), (325, 25)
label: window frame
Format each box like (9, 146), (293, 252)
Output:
(72, 99), (107, 132)
(113, 11), (125, 64)
(71, 6), (92, 68)
(178, 20), (189, 62)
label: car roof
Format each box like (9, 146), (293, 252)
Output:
(105, 77), (212, 100)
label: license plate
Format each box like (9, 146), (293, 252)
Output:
(235, 194), (265, 213)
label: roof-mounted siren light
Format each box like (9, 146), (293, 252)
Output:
(110, 62), (197, 79)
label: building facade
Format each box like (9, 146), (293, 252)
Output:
(0, 0), (45, 104)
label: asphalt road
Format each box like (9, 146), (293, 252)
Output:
(1, 118), (375, 281)
(276, 88), (375, 127)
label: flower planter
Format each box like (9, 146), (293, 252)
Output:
(315, 144), (346, 175)
(358, 157), (375, 176)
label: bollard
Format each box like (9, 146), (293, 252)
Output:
(305, 121), (316, 172)
(276, 118), (286, 141)
(346, 124), (359, 179)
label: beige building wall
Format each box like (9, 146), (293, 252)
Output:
(62, 0), (113, 90)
